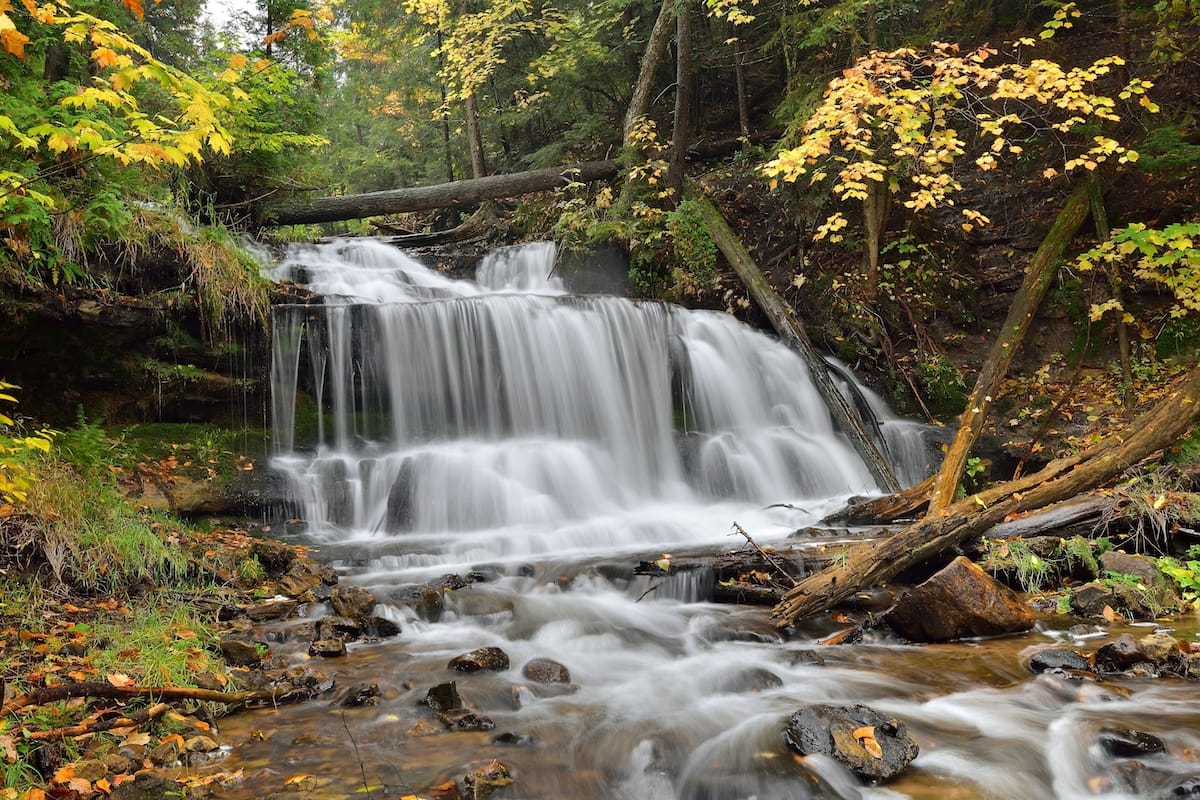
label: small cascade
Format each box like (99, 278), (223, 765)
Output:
(269, 239), (923, 559)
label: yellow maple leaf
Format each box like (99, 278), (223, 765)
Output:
(92, 46), (119, 68)
(228, 53), (247, 69)
(0, 16), (31, 58)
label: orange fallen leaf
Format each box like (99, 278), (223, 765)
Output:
(1102, 605), (1121, 623)
(106, 672), (135, 687)
(853, 725), (884, 759)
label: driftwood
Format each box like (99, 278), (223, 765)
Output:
(772, 363), (1200, 625)
(262, 160), (619, 226)
(689, 192), (901, 492)
(827, 476), (934, 525)
(983, 494), (1118, 540)
(928, 185), (1092, 513)
(2, 681), (305, 716)
(27, 702), (169, 741)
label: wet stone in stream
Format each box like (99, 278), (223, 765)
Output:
(783, 703), (920, 782)
(521, 657), (570, 683)
(1098, 727), (1167, 758)
(1029, 648), (1092, 674)
(449, 646), (510, 672)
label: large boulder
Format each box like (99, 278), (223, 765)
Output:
(883, 556), (1034, 642)
(783, 704), (919, 782)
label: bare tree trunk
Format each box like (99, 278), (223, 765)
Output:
(862, 177), (890, 301)
(773, 362), (1200, 626)
(927, 185), (1091, 514)
(465, 91), (487, 179)
(734, 37), (751, 139)
(667, 1), (693, 202)
(1089, 176), (1132, 406)
(623, 0), (677, 139)
(690, 192), (902, 492)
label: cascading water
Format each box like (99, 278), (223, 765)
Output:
(237, 240), (1200, 800)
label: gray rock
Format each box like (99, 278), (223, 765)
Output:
(783, 703), (919, 782)
(1096, 634), (1144, 673)
(1029, 648), (1091, 674)
(391, 584), (445, 622)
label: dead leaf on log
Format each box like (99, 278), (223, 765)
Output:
(853, 725), (884, 759)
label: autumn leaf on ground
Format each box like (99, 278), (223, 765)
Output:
(853, 725), (884, 759)
(106, 672), (135, 687)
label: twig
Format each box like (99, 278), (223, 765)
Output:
(730, 522), (798, 587)
(27, 702), (169, 741)
(635, 581), (661, 603)
(342, 709), (372, 799)
(3, 682), (301, 716)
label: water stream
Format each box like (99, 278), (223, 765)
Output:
(208, 241), (1200, 799)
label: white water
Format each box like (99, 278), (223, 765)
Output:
(257, 241), (1200, 800)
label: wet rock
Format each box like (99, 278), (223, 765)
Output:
(883, 556), (1034, 642)
(103, 754), (138, 775)
(308, 638), (347, 658)
(1101, 552), (1165, 588)
(783, 703), (919, 782)
(1096, 635), (1144, 673)
(251, 539), (296, 577)
(509, 685), (537, 708)
(149, 738), (181, 765)
(1098, 728), (1166, 758)
(522, 658), (570, 684)
(185, 735), (220, 753)
(1138, 632), (1180, 664)
(243, 599), (299, 622)
(111, 772), (180, 800)
(449, 646), (510, 672)
(315, 615), (362, 641)
(713, 666), (783, 693)
(366, 615), (401, 638)
(338, 682), (380, 707)
(438, 708), (495, 731)
(424, 681), (463, 712)
(278, 558), (334, 598)
(219, 639), (265, 667)
(330, 585), (377, 622)
(392, 584), (445, 622)
(1184, 654), (1200, 679)
(463, 759), (513, 799)
(1167, 776), (1200, 797)
(788, 650), (826, 667)
(439, 573), (471, 590)
(493, 732), (536, 746)
(1029, 648), (1091, 674)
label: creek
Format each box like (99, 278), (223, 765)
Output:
(204, 241), (1200, 799)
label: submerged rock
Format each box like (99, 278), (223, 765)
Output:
(449, 646), (510, 672)
(783, 703), (919, 782)
(521, 658), (570, 684)
(308, 638), (347, 658)
(423, 681), (463, 712)
(883, 556), (1034, 642)
(462, 759), (513, 798)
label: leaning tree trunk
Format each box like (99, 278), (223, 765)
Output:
(465, 91), (488, 179)
(773, 361), (1200, 625)
(261, 160), (619, 226)
(927, 185), (1092, 514)
(623, 0), (678, 139)
(690, 192), (902, 493)
(667, 0), (693, 202)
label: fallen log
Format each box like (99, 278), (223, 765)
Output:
(261, 160), (619, 226)
(772, 363), (1200, 626)
(689, 191), (901, 493)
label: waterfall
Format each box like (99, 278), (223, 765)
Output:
(268, 240), (929, 559)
